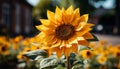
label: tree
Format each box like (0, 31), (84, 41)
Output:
(32, 0), (95, 20)
(32, 0), (58, 20)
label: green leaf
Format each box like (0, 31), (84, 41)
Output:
(40, 55), (60, 69)
(23, 50), (48, 60)
(35, 56), (45, 61)
(87, 34), (99, 42)
(73, 60), (83, 65)
(72, 64), (83, 69)
(78, 45), (92, 51)
(55, 65), (66, 69)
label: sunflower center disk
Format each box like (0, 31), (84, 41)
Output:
(55, 24), (75, 40)
(2, 46), (7, 52)
(87, 51), (91, 56)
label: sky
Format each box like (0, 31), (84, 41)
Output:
(27, 0), (115, 9)
(89, 0), (115, 9)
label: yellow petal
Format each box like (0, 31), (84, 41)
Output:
(56, 48), (63, 58)
(47, 37), (58, 45)
(80, 14), (88, 22)
(55, 6), (62, 24)
(40, 19), (56, 28)
(43, 35), (55, 45)
(85, 23), (94, 27)
(68, 35), (78, 44)
(51, 39), (62, 48)
(66, 6), (73, 15)
(47, 10), (55, 21)
(77, 37), (89, 46)
(36, 25), (54, 35)
(71, 44), (78, 54)
(68, 38), (78, 45)
(83, 32), (94, 39)
(66, 44), (72, 48)
(60, 40), (66, 48)
(76, 28), (92, 36)
(69, 8), (80, 23)
(62, 8), (69, 24)
(74, 8), (80, 18)
(75, 22), (87, 31)
(63, 47), (71, 58)
(55, 6), (61, 13)
(51, 47), (63, 58)
(71, 17), (81, 26)
(35, 32), (46, 42)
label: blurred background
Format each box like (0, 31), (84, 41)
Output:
(0, 0), (120, 44)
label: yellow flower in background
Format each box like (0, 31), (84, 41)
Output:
(36, 6), (94, 58)
(10, 35), (23, 50)
(106, 44), (114, 53)
(0, 42), (10, 55)
(22, 38), (30, 46)
(97, 55), (107, 65)
(116, 44), (120, 50)
(17, 52), (29, 61)
(79, 50), (94, 59)
(89, 42), (97, 48)
(113, 48), (120, 58)
(118, 60), (120, 68)
(14, 35), (23, 43)
(98, 39), (108, 47)
(101, 50), (109, 57)
(0, 36), (7, 42)
(30, 45), (41, 50)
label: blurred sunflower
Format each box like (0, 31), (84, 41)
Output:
(17, 47), (31, 61)
(17, 52), (29, 61)
(97, 55), (107, 65)
(36, 6), (94, 58)
(79, 50), (94, 59)
(10, 35), (23, 50)
(113, 48), (120, 58)
(0, 42), (10, 55)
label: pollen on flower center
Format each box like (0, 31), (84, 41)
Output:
(55, 24), (75, 40)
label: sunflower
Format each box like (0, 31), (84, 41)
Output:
(97, 55), (107, 64)
(17, 52), (29, 61)
(10, 35), (23, 50)
(0, 42), (10, 55)
(36, 6), (94, 58)
(79, 50), (94, 59)
(113, 48), (120, 58)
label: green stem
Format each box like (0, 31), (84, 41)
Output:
(67, 56), (71, 69)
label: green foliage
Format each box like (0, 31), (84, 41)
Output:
(32, 0), (57, 19)
(32, 0), (95, 20)
(59, 0), (95, 15)
(72, 64), (83, 69)
(58, 0), (76, 9)
(40, 55), (59, 69)
(23, 50), (48, 60)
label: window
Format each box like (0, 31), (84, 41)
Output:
(24, 8), (31, 33)
(2, 3), (11, 28)
(15, 3), (21, 34)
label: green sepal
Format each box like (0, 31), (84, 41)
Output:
(87, 33), (99, 42)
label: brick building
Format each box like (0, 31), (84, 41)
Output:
(0, 0), (33, 36)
